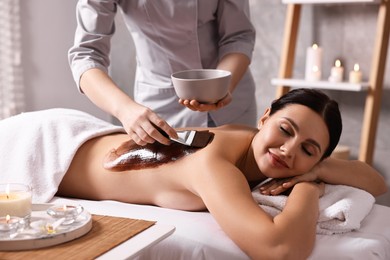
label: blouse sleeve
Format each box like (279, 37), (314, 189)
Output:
(216, 0), (256, 61)
(68, 0), (119, 90)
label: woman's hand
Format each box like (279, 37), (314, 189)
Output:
(259, 170), (319, 196)
(178, 92), (232, 112)
(260, 177), (325, 197)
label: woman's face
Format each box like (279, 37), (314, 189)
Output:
(253, 104), (329, 179)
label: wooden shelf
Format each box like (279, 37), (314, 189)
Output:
(271, 78), (370, 91)
(275, 0), (390, 165)
(282, 0), (380, 4)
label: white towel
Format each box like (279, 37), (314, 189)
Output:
(252, 184), (375, 235)
(0, 108), (124, 203)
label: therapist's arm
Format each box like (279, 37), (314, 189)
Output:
(180, 53), (250, 112)
(217, 52), (250, 94)
(80, 68), (177, 145)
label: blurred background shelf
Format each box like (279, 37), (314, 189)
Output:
(271, 78), (370, 91)
(282, 0), (381, 4)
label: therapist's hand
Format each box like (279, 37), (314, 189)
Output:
(178, 92), (232, 112)
(79, 68), (177, 146)
(117, 102), (178, 146)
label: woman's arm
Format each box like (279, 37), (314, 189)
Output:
(195, 160), (323, 259)
(260, 157), (387, 197)
(314, 158), (387, 196)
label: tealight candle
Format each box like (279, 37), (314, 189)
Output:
(47, 205), (84, 225)
(0, 184), (32, 220)
(305, 43), (323, 81)
(0, 215), (21, 239)
(349, 63), (363, 83)
(328, 59), (344, 83)
(306, 65), (321, 81)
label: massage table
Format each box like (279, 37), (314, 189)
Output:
(2, 109), (388, 259)
(51, 197), (390, 260)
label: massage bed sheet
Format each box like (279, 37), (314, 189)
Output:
(51, 197), (390, 260)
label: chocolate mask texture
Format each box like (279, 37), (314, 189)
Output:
(103, 133), (214, 171)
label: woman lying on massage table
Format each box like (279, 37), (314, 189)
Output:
(55, 88), (386, 259)
(1, 89), (385, 259)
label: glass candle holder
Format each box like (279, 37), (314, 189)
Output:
(0, 183), (32, 224)
(47, 205), (84, 225)
(0, 215), (22, 239)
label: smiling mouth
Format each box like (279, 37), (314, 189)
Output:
(268, 152), (289, 168)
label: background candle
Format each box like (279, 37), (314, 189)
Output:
(305, 44), (323, 81)
(328, 59), (344, 82)
(349, 63), (362, 83)
(306, 65), (321, 81)
(0, 184), (32, 218)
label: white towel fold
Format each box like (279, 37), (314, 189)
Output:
(0, 108), (124, 203)
(252, 184), (375, 235)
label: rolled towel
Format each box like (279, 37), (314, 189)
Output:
(252, 184), (375, 235)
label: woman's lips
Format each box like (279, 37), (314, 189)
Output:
(268, 152), (289, 168)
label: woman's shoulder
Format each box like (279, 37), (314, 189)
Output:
(204, 124), (257, 156)
(211, 124), (258, 140)
(214, 124), (257, 131)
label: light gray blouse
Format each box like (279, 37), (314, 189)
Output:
(69, 0), (256, 127)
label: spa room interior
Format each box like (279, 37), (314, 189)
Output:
(1, 0), (390, 259)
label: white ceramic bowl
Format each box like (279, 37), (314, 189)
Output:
(171, 69), (231, 104)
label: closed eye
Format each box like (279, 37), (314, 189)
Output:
(302, 145), (313, 156)
(281, 117), (322, 155)
(280, 126), (291, 136)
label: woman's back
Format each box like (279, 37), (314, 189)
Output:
(58, 124), (260, 210)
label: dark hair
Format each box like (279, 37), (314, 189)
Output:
(269, 88), (342, 160)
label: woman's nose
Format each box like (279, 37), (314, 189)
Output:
(280, 140), (298, 158)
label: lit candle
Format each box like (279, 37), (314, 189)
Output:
(306, 65), (321, 82)
(328, 59), (344, 83)
(349, 63), (363, 83)
(305, 43), (323, 81)
(0, 215), (21, 239)
(47, 204), (84, 225)
(0, 184), (32, 219)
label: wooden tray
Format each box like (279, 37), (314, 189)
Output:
(0, 204), (92, 251)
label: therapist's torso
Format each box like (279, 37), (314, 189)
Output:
(69, 0), (256, 127)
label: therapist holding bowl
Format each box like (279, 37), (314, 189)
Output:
(68, 0), (257, 146)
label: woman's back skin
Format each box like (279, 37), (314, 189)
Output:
(58, 124), (260, 211)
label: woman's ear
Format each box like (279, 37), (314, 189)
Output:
(257, 108), (270, 129)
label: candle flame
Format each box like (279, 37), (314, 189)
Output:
(335, 60), (341, 67)
(46, 223), (56, 234)
(312, 44), (318, 49)
(6, 215), (10, 223)
(354, 63), (360, 71)
(5, 184), (10, 199)
(312, 65), (319, 72)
